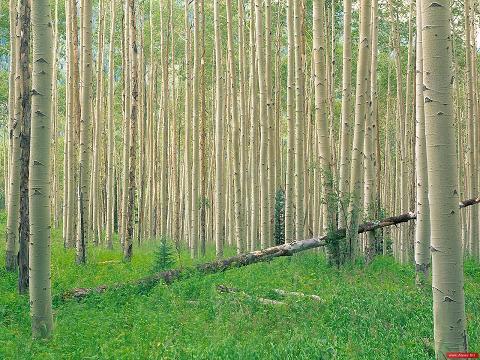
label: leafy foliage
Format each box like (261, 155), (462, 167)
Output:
(0, 209), (479, 359)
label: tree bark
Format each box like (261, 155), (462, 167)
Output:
(414, 0), (430, 286)
(29, 0), (54, 338)
(124, 0), (138, 262)
(18, 0), (32, 294)
(213, 0), (224, 257)
(421, 0), (468, 355)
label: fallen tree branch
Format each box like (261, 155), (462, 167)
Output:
(60, 196), (480, 301)
(217, 285), (286, 305)
(273, 289), (322, 302)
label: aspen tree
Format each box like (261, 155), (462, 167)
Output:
(92, 0), (105, 246)
(363, 0), (377, 259)
(160, 0), (169, 238)
(120, 0), (131, 246)
(199, 0), (206, 256)
(183, 0), (192, 249)
(284, 0), (295, 243)
(338, 0), (352, 229)
(29, 0), (54, 338)
(421, 0), (468, 355)
(249, 0), (259, 250)
(62, 1), (69, 246)
(51, 0), (59, 229)
(77, 0), (93, 263)
(238, 0), (248, 248)
(18, 0), (32, 294)
(66, 0), (81, 249)
(148, 0), (156, 239)
(191, 0), (200, 257)
(313, 0), (333, 234)
(254, 0), (269, 248)
(346, 0), (371, 259)
(124, 0), (138, 261)
(214, 0), (224, 257)
(7, 0), (15, 196)
(388, 0), (407, 264)
(465, 0), (479, 259)
(414, 0), (430, 285)
(265, 0), (275, 246)
(226, 0), (244, 254)
(169, 0), (180, 246)
(106, 0), (116, 249)
(6, 1), (20, 271)
(293, 0), (305, 241)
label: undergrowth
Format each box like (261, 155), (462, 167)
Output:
(0, 214), (479, 359)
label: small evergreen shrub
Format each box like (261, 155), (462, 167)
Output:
(152, 236), (176, 272)
(274, 189), (285, 246)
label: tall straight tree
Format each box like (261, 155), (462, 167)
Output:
(190, 0), (200, 257)
(338, 0), (352, 229)
(18, 0), (32, 293)
(254, 0), (269, 248)
(313, 0), (333, 234)
(77, 0), (93, 264)
(293, 0), (305, 241)
(226, 0), (244, 254)
(124, 0), (138, 261)
(106, 0), (116, 249)
(284, 0), (295, 243)
(421, 0), (468, 356)
(29, 0), (54, 338)
(249, 0), (259, 250)
(347, 0), (371, 260)
(213, 0), (224, 257)
(465, 0), (479, 260)
(6, 0), (21, 271)
(414, 0), (430, 285)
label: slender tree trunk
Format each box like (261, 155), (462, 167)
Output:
(414, 0), (430, 286)
(92, 0), (105, 246)
(160, 0), (169, 239)
(6, 1), (20, 271)
(120, 0), (131, 247)
(249, 0), (259, 250)
(284, 0), (295, 243)
(338, 0), (352, 229)
(124, 0), (138, 261)
(346, 0), (371, 260)
(421, 0), (468, 356)
(18, 0), (32, 294)
(106, 0), (116, 249)
(465, 0), (479, 260)
(226, 0), (244, 254)
(265, 0), (275, 246)
(183, 0), (192, 249)
(313, 0), (334, 236)
(51, 0), (59, 229)
(254, 0), (269, 248)
(29, 0), (54, 338)
(77, 0), (93, 264)
(214, 0), (224, 257)
(293, 0), (305, 242)
(190, 0), (200, 258)
(363, 0), (377, 259)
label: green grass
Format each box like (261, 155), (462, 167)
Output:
(0, 214), (479, 359)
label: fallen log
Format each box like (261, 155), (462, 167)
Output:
(60, 196), (480, 301)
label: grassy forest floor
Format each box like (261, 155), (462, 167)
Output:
(0, 212), (479, 359)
